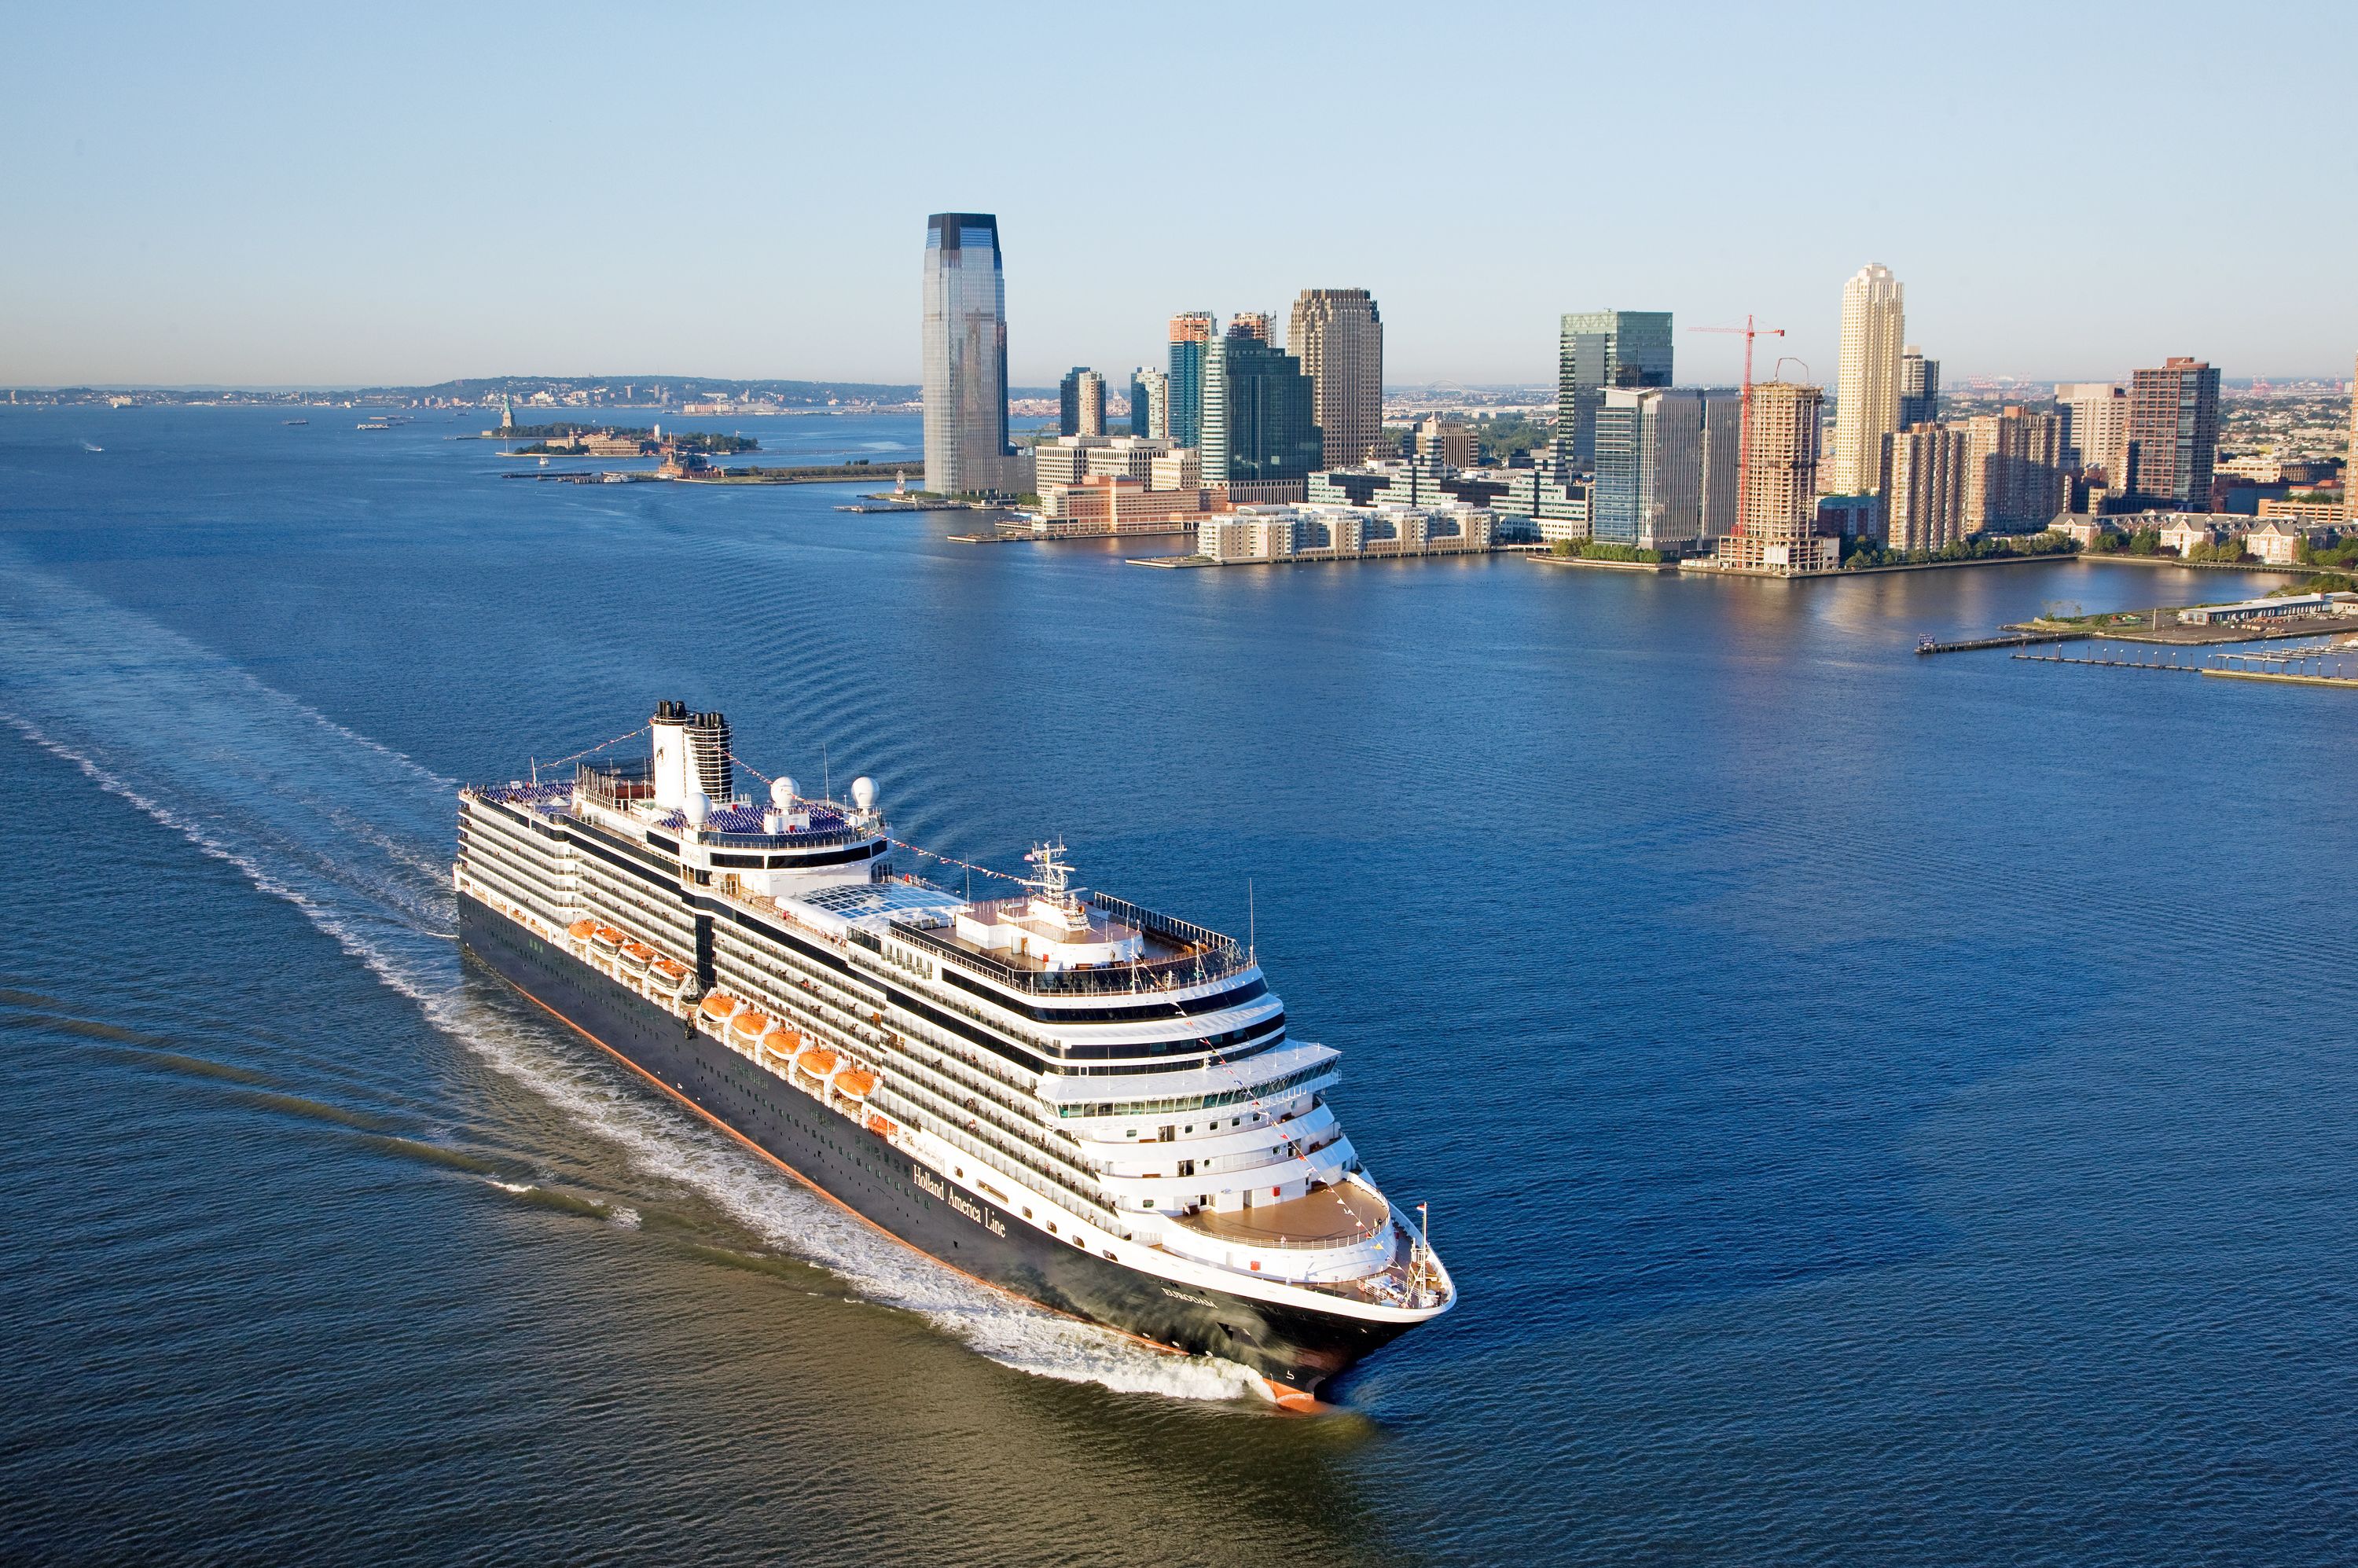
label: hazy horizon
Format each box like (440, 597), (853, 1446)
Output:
(6, 2), (2352, 391)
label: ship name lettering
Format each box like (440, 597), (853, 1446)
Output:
(1160, 1287), (1217, 1308)
(913, 1169), (948, 1202)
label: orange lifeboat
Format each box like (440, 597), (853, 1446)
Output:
(700, 993), (740, 1022)
(620, 942), (653, 969)
(731, 1011), (769, 1040)
(651, 957), (689, 985)
(833, 1068), (877, 1100)
(567, 918), (597, 940)
(865, 1113), (896, 1138)
(794, 1047), (838, 1080)
(591, 926), (626, 950)
(759, 1028), (799, 1058)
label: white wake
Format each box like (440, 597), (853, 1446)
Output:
(0, 556), (1265, 1406)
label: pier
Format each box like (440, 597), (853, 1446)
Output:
(2011, 651), (2200, 673)
(1919, 630), (2092, 655)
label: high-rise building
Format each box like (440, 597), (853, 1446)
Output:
(2057, 382), (2128, 476)
(1129, 369), (1167, 439)
(1741, 382), (1827, 553)
(1059, 367), (1106, 438)
(1590, 387), (1739, 554)
(1287, 289), (1384, 468)
(922, 212), (1015, 495)
(1899, 347), (1940, 429)
(1711, 383), (1832, 571)
(1555, 310), (1673, 466)
(1415, 417), (1474, 468)
(2125, 357), (2221, 509)
(1228, 311), (1272, 345)
(1203, 321), (1323, 490)
(1881, 424), (1970, 553)
(1962, 407), (2066, 534)
(1166, 312), (1214, 447)
(2346, 351), (2357, 498)
(1830, 263), (1905, 494)
(1700, 395), (1743, 542)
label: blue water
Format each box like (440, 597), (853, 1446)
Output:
(4, 406), (2354, 1565)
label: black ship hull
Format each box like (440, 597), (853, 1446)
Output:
(457, 892), (1412, 1402)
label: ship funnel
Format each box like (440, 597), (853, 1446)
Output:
(851, 777), (877, 813)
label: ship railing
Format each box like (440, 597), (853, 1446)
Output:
(697, 825), (876, 850)
(886, 917), (1251, 997)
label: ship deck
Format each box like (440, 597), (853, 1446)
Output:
(1177, 1184), (1389, 1247)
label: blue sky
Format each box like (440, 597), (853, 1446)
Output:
(3, 1), (2350, 388)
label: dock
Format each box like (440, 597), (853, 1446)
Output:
(1919, 630), (2092, 655)
(2011, 651), (2199, 673)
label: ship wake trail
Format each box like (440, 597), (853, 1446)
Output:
(0, 559), (1263, 1405)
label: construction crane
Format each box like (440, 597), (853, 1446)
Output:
(1691, 316), (1784, 538)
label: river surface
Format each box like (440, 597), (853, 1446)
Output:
(3, 406), (2353, 1566)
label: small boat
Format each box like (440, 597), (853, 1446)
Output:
(81, 441), (104, 453)
(730, 1011), (770, 1041)
(793, 1047), (838, 1081)
(832, 1067), (877, 1100)
(699, 993), (740, 1023)
(282, 419), (308, 426)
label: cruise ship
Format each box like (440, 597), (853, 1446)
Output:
(453, 702), (1454, 1406)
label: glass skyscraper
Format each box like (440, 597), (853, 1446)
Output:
(923, 213), (1013, 495)
(1589, 387), (1736, 553)
(1166, 312), (1214, 448)
(1556, 310), (1673, 468)
(1202, 323), (1323, 487)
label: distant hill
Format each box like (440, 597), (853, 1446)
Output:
(366, 376), (919, 405)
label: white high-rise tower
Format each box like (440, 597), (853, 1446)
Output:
(1830, 263), (1904, 495)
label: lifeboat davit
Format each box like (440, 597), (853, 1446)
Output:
(794, 1047), (838, 1080)
(731, 1011), (769, 1041)
(833, 1068), (877, 1100)
(700, 993), (740, 1023)
(567, 918), (597, 941)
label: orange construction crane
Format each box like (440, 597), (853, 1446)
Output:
(1691, 316), (1784, 538)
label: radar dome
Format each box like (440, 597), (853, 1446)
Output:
(851, 776), (877, 813)
(685, 791), (709, 828)
(772, 777), (796, 809)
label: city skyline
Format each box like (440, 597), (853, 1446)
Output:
(3, 5), (2353, 389)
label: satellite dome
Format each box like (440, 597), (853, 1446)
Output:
(851, 776), (877, 813)
(685, 791), (709, 828)
(772, 777), (796, 809)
